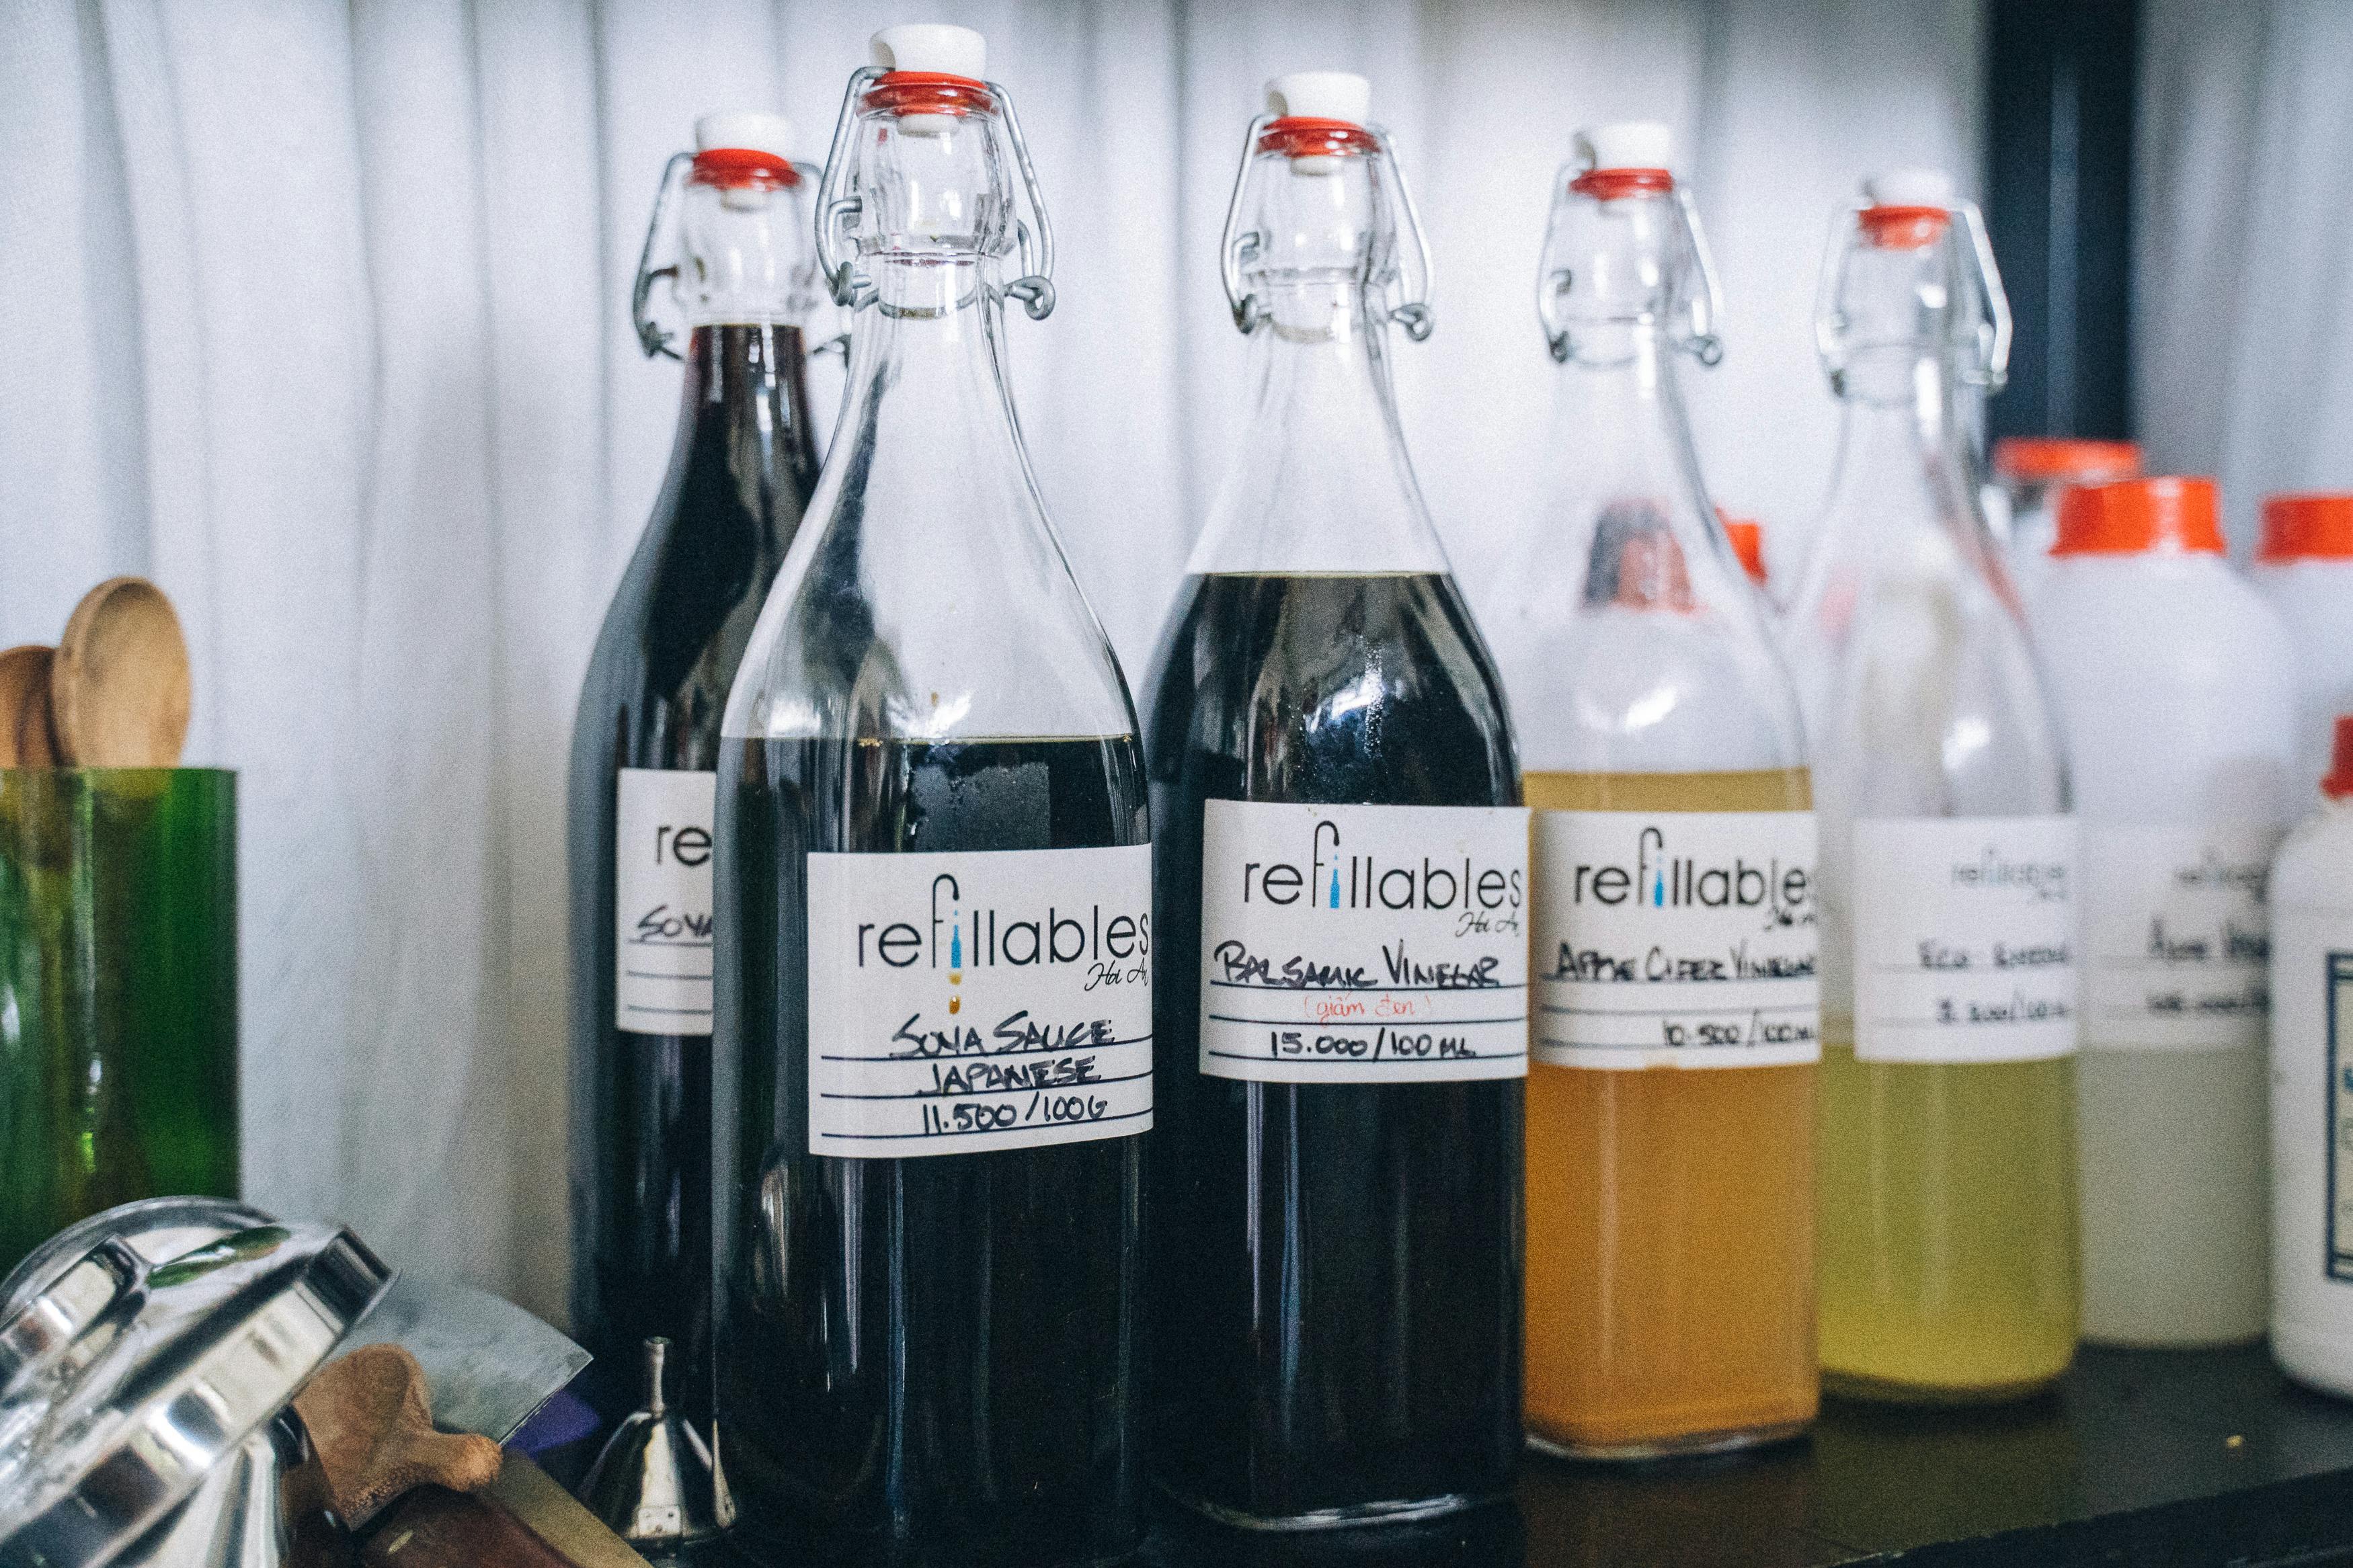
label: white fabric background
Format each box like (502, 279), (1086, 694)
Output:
(0, 0), (1982, 1321)
(2137, 0), (2353, 554)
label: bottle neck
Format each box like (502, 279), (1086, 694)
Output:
(678, 177), (813, 329)
(674, 321), (815, 520)
(725, 246), (1132, 745)
(1799, 340), (2006, 616)
(854, 254), (1023, 450)
(1554, 317), (1687, 458)
(1829, 343), (1971, 498)
(1188, 275), (1446, 576)
(1261, 278), (1400, 440)
(680, 321), (808, 409)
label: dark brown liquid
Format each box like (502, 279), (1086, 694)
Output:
(567, 323), (817, 1421)
(1143, 572), (1524, 1522)
(715, 735), (1148, 1566)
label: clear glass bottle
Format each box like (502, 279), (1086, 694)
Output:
(1783, 169), (2080, 1403)
(1479, 121), (1818, 1459)
(567, 111), (820, 1425)
(711, 27), (1148, 1564)
(1143, 71), (1525, 1528)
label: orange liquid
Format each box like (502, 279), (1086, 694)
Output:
(1523, 769), (1819, 1455)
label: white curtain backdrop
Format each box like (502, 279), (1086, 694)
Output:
(0, 0), (1982, 1322)
(2137, 0), (2353, 554)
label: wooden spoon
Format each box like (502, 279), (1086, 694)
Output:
(52, 578), (190, 768)
(0, 645), (58, 767)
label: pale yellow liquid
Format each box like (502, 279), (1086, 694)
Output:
(1524, 769), (1819, 1455)
(1818, 1028), (2079, 1400)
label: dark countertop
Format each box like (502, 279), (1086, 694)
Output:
(1143, 1346), (2353, 1567)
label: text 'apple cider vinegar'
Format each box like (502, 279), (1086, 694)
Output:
(1783, 170), (2080, 1403)
(1143, 71), (1527, 1527)
(1477, 121), (1820, 1458)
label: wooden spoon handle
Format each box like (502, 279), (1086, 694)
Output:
(53, 577), (190, 768)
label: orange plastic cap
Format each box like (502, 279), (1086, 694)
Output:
(2260, 494), (2353, 563)
(1716, 513), (1767, 586)
(2325, 716), (2353, 800)
(2051, 476), (2224, 558)
(1993, 438), (2143, 484)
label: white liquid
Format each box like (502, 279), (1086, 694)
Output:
(2077, 1045), (2268, 1345)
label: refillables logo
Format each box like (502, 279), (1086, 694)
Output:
(1236, 819), (1524, 915)
(1567, 824), (1811, 927)
(852, 872), (1151, 1015)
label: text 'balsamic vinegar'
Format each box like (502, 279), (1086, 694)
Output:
(1144, 71), (1527, 1528)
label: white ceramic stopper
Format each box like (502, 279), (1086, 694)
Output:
(695, 110), (794, 157)
(871, 23), (987, 79)
(1575, 120), (1673, 172)
(1863, 167), (1958, 207)
(1265, 71), (1371, 125)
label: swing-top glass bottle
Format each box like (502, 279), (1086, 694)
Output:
(568, 110), (821, 1428)
(1782, 169), (2079, 1403)
(1144, 71), (1527, 1528)
(1480, 120), (1819, 1459)
(713, 26), (1149, 1565)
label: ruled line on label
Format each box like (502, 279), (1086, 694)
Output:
(817, 1032), (1154, 1061)
(815, 1108), (1155, 1141)
(1207, 979), (1529, 993)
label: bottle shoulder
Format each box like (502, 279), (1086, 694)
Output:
(2032, 560), (2298, 800)
(2037, 556), (2294, 663)
(2275, 805), (2353, 907)
(1142, 572), (1517, 806)
(1483, 597), (1805, 774)
(723, 296), (1139, 749)
(723, 483), (1138, 747)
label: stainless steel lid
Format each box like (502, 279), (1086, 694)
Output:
(0, 1196), (278, 1317)
(0, 1214), (391, 1568)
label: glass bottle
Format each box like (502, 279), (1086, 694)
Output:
(568, 111), (820, 1424)
(711, 26), (1149, 1566)
(1144, 71), (1526, 1527)
(1783, 169), (2080, 1402)
(1480, 121), (1817, 1459)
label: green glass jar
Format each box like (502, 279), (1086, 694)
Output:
(0, 768), (237, 1276)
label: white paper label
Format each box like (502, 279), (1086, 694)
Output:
(2083, 821), (2281, 1051)
(1534, 810), (1820, 1069)
(2329, 950), (2353, 1282)
(615, 768), (718, 1035)
(1197, 800), (1529, 1083)
(1852, 816), (2079, 1064)
(804, 843), (1153, 1157)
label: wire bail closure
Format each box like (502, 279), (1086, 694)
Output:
(1536, 173), (1725, 368)
(1813, 196), (2011, 395)
(1218, 115), (1437, 343)
(631, 153), (694, 359)
(814, 67), (1059, 322)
